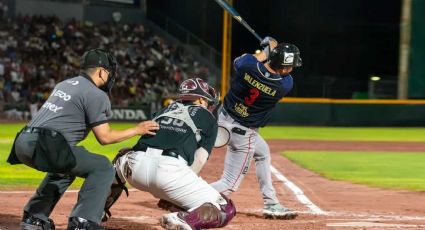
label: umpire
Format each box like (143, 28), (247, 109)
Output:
(7, 49), (159, 230)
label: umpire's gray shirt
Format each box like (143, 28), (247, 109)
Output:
(28, 76), (112, 146)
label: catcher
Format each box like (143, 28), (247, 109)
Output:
(104, 78), (236, 230)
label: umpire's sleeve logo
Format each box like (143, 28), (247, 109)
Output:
(66, 80), (79, 85)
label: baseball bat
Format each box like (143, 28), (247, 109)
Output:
(214, 0), (263, 42)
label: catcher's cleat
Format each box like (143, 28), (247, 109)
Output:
(263, 204), (298, 220)
(159, 212), (192, 230)
(21, 211), (55, 230)
(67, 217), (105, 230)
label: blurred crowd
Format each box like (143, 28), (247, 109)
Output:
(0, 14), (211, 119)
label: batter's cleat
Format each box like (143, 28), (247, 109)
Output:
(20, 211), (55, 230)
(263, 204), (298, 220)
(159, 212), (192, 230)
(67, 217), (105, 230)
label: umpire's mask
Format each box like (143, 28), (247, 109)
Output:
(81, 49), (118, 93)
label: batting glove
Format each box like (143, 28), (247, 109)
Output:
(260, 36), (277, 59)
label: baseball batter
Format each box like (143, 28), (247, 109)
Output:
(108, 78), (236, 230)
(210, 37), (302, 219)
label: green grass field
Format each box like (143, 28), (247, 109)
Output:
(0, 123), (140, 189)
(284, 151), (425, 191)
(1, 123), (424, 190)
(261, 126), (425, 141)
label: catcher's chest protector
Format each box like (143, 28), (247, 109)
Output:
(154, 103), (202, 142)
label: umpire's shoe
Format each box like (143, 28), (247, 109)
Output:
(21, 211), (55, 230)
(67, 217), (105, 230)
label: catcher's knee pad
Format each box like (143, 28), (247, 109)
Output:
(102, 148), (133, 222)
(179, 194), (236, 229)
(113, 148), (134, 182)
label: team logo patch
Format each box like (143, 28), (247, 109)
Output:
(196, 78), (210, 93)
(179, 79), (198, 93)
(179, 78), (210, 95)
(284, 52), (294, 64)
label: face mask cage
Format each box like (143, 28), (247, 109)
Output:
(206, 86), (220, 112)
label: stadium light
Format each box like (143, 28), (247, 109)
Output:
(255, 49), (261, 54)
(370, 76), (381, 81)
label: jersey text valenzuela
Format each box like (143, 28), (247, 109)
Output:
(244, 74), (276, 96)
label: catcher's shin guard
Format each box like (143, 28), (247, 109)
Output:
(178, 194), (236, 229)
(102, 148), (131, 222)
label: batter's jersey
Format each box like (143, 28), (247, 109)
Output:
(28, 75), (112, 146)
(133, 102), (218, 166)
(223, 54), (293, 127)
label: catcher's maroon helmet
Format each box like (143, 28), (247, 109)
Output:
(178, 78), (219, 110)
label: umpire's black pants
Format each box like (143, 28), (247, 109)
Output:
(14, 131), (115, 224)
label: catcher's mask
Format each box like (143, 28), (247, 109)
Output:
(178, 78), (219, 112)
(268, 43), (302, 70)
(81, 48), (118, 93)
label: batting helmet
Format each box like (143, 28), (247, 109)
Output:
(178, 78), (219, 111)
(268, 43), (302, 69)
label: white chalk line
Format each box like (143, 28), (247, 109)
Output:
(270, 165), (327, 215)
(326, 211), (425, 221)
(327, 222), (425, 228)
(270, 162), (425, 223)
(235, 209), (425, 221)
(117, 215), (155, 222)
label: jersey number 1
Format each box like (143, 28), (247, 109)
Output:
(244, 88), (260, 105)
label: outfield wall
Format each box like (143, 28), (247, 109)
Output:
(408, 0), (425, 98)
(4, 99), (424, 127)
(270, 98), (425, 126)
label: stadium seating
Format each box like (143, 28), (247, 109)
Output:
(0, 15), (211, 118)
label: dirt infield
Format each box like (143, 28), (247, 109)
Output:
(1, 140), (425, 229)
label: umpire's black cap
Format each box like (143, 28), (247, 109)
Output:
(81, 49), (117, 72)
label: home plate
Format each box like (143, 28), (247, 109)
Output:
(327, 222), (423, 228)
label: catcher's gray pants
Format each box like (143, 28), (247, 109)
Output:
(14, 132), (115, 224)
(210, 111), (280, 205)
